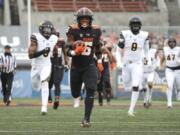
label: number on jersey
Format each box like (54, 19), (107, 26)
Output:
(167, 54), (175, 61)
(131, 43), (138, 51)
(81, 42), (92, 56)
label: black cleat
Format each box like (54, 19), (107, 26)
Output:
(53, 101), (59, 110)
(81, 118), (91, 128)
(6, 100), (11, 106)
(41, 112), (47, 115)
(48, 96), (52, 103)
(99, 102), (103, 106)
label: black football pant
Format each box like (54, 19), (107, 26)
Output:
(70, 64), (98, 121)
(49, 67), (64, 101)
(1, 72), (14, 103)
(97, 71), (112, 104)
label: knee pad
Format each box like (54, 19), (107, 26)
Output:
(132, 86), (139, 92)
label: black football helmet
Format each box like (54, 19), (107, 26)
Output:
(39, 21), (54, 39)
(168, 37), (176, 49)
(75, 7), (93, 28)
(129, 17), (142, 35)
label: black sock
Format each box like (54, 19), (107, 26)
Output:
(98, 91), (103, 105)
(84, 88), (94, 121)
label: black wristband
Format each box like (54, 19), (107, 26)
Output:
(30, 50), (44, 59)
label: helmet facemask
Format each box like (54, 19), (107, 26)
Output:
(168, 38), (176, 49)
(39, 21), (54, 39)
(78, 16), (92, 28)
(130, 22), (141, 35)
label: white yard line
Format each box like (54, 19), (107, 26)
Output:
(0, 130), (180, 133)
(0, 121), (179, 124)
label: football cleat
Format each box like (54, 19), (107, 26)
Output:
(41, 106), (47, 115)
(48, 96), (52, 103)
(6, 100), (11, 106)
(81, 119), (91, 128)
(73, 97), (80, 108)
(128, 110), (135, 117)
(53, 101), (59, 110)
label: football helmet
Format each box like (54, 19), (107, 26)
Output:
(129, 17), (142, 35)
(168, 37), (176, 49)
(39, 21), (54, 39)
(75, 7), (93, 28)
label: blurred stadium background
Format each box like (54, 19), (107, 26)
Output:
(0, 0), (180, 99)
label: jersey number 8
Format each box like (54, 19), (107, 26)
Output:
(131, 43), (138, 51)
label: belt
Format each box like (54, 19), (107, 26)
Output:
(127, 60), (133, 64)
(167, 66), (180, 70)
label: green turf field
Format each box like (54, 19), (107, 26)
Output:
(0, 99), (180, 135)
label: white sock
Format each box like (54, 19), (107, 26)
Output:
(129, 91), (139, 113)
(143, 90), (147, 103)
(166, 88), (172, 106)
(41, 81), (49, 109)
(148, 88), (152, 103)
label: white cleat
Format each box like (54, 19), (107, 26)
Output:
(167, 105), (173, 109)
(41, 106), (47, 115)
(73, 97), (80, 108)
(128, 111), (135, 117)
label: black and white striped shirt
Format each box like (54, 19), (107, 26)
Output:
(0, 54), (16, 73)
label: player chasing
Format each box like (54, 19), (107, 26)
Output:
(117, 17), (150, 116)
(66, 7), (112, 127)
(160, 37), (180, 108)
(28, 21), (59, 115)
(141, 45), (158, 108)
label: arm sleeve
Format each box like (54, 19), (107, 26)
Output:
(118, 32), (125, 49)
(66, 26), (76, 57)
(144, 34), (150, 58)
(95, 29), (103, 60)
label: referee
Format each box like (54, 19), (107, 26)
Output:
(0, 45), (16, 106)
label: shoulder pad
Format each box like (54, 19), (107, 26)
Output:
(92, 25), (100, 29)
(69, 24), (79, 29)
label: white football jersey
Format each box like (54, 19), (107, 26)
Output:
(164, 46), (180, 67)
(121, 30), (149, 63)
(143, 48), (157, 72)
(31, 33), (58, 66)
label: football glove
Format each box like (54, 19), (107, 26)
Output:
(43, 47), (50, 57)
(97, 60), (104, 72)
(110, 62), (116, 70)
(73, 40), (86, 55)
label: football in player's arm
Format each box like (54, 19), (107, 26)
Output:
(65, 7), (113, 127)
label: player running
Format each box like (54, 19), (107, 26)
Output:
(117, 17), (150, 116)
(28, 21), (58, 115)
(161, 37), (180, 108)
(66, 7), (112, 127)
